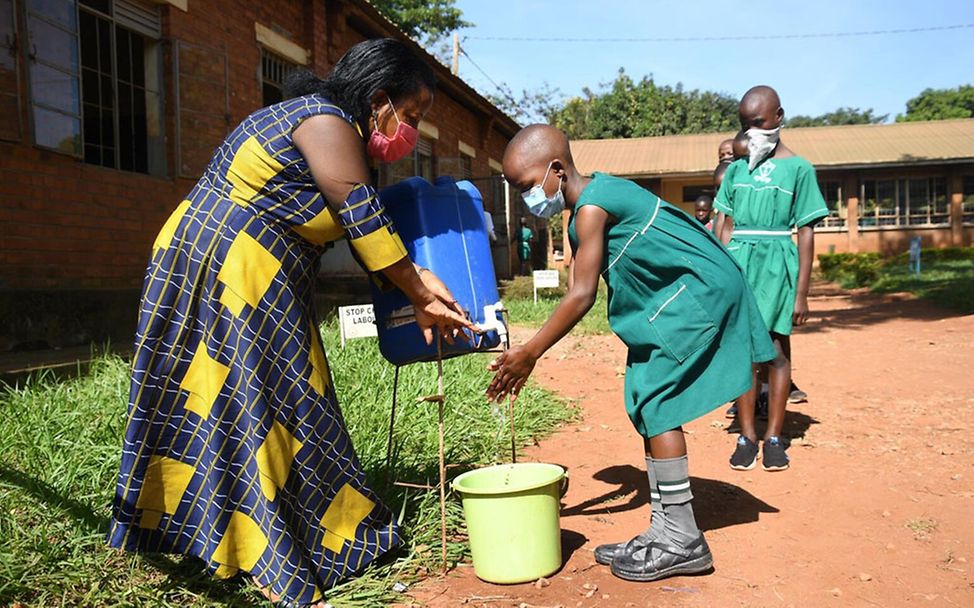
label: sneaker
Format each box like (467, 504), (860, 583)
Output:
(610, 534), (713, 582)
(788, 383), (808, 404)
(762, 436), (790, 471)
(729, 436), (759, 470)
(594, 532), (650, 566)
(724, 403), (738, 418)
(756, 390), (769, 420)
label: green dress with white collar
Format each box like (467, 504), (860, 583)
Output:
(568, 173), (776, 439)
(714, 156), (828, 335)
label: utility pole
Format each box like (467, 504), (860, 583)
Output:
(451, 33), (459, 75)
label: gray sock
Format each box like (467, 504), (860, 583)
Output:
(652, 455), (701, 547)
(645, 456), (664, 541)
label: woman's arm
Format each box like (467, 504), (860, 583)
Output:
(486, 205), (608, 402)
(293, 115), (475, 343)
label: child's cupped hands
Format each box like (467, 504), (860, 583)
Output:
(486, 345), (537, 403)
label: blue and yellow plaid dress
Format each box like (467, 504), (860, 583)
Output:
(108, 95), (408, 604)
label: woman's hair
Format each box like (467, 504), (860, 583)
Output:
(283, 38), (436, 129)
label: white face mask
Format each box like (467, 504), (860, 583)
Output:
(746, 126), (781, 171)
(522, 160), (565, 219)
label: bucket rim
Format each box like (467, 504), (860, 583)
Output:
(451, 462), (565, 496)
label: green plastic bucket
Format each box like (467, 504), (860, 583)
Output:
(451, 462), (565, 583)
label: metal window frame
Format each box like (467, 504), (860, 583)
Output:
(25, 0), (83, 156)
(0, 0), (23, 142)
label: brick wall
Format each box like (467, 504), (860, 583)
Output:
(0, 0), (519, 351)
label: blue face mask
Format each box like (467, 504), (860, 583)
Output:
(522, 160), (565, 219)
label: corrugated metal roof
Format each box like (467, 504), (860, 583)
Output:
(570, 119), (974, 177)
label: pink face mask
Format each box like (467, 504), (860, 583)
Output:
(367, 97), (419, 163)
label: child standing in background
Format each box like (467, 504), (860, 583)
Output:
(716, 85), (828, 472)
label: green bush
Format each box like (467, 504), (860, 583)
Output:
(817, 252), (883, 287)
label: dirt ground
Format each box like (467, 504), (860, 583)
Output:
(407, 282), (974, 607)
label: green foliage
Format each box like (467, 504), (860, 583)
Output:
(896, 85), (974, 122)
(487, 82), (563, 125)
(818, 248), (974, 313)
(0, 320), (574, 607)
(500, 275), (612, 335)
(785, 107), (887, 127)
(370, 0), (471, 44)
(549, 68), (739, 140)
(817, 252), (883, 286)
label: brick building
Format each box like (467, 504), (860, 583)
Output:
(569, 120), (974, 257)
(0, 0), (535, 354)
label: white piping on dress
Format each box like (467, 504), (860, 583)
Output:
(648, 283), (686, 323)
(605, 196), (662, 272)
(732, 229), (792, 236)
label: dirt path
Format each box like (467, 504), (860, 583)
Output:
(408, 282), (974, 608)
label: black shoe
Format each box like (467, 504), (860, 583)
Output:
(756, 390), (769, 420)
(610, 535), (714, 582)
(724, 403), (737, 418)
(594, 532), (650, 565)
(762, 436), (790, 471)
(729, 436), (759, 470)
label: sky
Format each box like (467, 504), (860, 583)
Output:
(451, 0), (974, 122)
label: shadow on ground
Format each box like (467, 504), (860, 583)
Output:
(559, 464), (778, 532)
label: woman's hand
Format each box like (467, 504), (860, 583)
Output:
(414, 296), (479, 346)
(486, 345), (537, 403)
(416, 266), (465, 316)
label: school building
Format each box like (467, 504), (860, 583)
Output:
(0, 0), (532, 358)
(569, 119), (974, 256)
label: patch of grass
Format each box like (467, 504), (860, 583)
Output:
(905, 517), (938, 540)
(0, 319), (575, 607)
(818, 248), (974, 313)
(500, 274), (612, 335)
(870, 260), (974, 313)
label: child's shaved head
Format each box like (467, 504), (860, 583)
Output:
(718, 139), (734, 163)
(739, 85), (784, 131)
(502, 124), (574, 192)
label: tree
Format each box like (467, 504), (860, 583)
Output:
(370, 0), (471, 46)
(896, 85), (974, 122)
(785, 107), (887, 127)
(548, 69), (739, 139)
(487, 82), (563, 125)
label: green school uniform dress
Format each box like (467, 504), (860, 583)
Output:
(568, 173), (777, 438)
(714, 156), (828, 335)
(519, 226), (534, 261)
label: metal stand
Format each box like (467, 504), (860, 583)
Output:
(382, 311), (513, 573)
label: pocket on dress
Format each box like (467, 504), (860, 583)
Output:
(646, 280), (718, 363)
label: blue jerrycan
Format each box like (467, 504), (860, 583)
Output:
(370, 176), (506, 366)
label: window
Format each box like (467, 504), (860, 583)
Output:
(859, 177), (948, 228)
(817, 180), (846, 229)
(26, 0), (82, 154)
(458, 152), (474, 180)
(0, 0), (21, 141)
(379, 135), (435, 186)
(26, 0), (164, 173)
(260, 49), (296, 107)
(963, 176), (974, 225)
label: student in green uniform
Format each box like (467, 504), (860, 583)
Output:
(518, 217), (535, 275)
(486, 125), (776, 582)
(715, 85), (828, 472)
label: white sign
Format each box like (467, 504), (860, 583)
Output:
(338, 304), (377, 347)
(532, 270), (560, 303)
